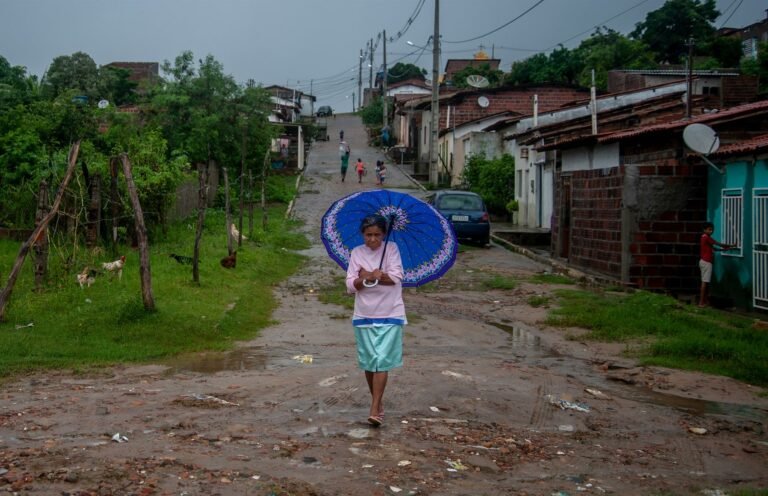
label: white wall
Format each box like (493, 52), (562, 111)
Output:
(562, 142), (620, 172)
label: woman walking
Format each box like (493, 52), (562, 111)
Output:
(346, 215), (405, 427)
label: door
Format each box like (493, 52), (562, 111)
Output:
(754, 189), (768, 310)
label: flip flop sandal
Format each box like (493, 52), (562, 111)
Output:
(367, 415), (383, 427)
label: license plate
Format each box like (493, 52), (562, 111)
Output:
(451, 215), (469, 222)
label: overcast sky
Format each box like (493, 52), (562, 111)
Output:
(1, 0), (765, 112)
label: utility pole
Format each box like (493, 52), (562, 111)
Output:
(686, 37), (694, 119)
(428, 0), (440, 185)
(369, 38), (374, 101)
(352, 92), (356, 112)
(382, 29), (388, 130)
(310, 79), (314, 117)
(358, 48), (363, 110)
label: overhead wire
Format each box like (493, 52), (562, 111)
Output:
(542, 0), (652, 51)
(718, 0), (744, 28)
(443, 0), (546, 44)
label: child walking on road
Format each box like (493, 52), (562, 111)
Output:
(356, 158), (366, 183)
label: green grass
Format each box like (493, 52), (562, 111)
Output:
(0, 206), (308, 377)
(546, 289), (768, 386)
(483, 275), (517, 290)
(529, 273), (575, 285)
(527, 295), (551, 307)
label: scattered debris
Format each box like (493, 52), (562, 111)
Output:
(180, 393), (240, 407)
(14, 322), (34, 329)
(688, 427), (708, 435)
(397, 460), (412, 467)
(111, 433), (128, 443)
(429, 406), (440, 412)
(389, 487), (403, 493)
(293, 354), (313, 364)
(445, 459), (468, 471)
(584, 388), (611, 400)
(441, 370), (473, 381)
(559, 425), (575, 432)
(545, 394), (590, 413)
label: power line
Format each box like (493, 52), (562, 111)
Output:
(443, 0), (546, 44)
(543, 0), (652, 51)
(718, 0), (744, 28)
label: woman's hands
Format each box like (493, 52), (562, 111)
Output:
(357, 268), (392, 288)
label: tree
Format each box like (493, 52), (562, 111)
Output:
(741, 41), (768, 94)
(387, 62), (426, 84)
(631, 0), (719, 64)
(42, 51), (101, 100)
(461, 153), (515, 214)
(506, 46), (584, 87)
(452, 63), (504, 89)
(0, 55), (37, 109)
(574, 28), (655, 89)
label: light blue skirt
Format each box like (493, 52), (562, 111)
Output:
(353, 319), (404, 372)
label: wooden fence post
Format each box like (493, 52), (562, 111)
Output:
(33, 180), (50, 291)
(0, 141), (81, 322)
(119, 154), (155, 311)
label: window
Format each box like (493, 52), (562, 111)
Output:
(721, 188), (743, 257)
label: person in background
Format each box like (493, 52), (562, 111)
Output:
(339, 140), (350, 182)
(346, 215), (406, 427)
(381, 125), (390, 148)
(699, 221), (735, 307)
(378, 161), (387, 185)
(356, 158), (366, 183)
(340, 130), (344, 141)
(375, 160), (383, 185)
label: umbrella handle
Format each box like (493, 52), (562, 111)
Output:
(362, 279), (379, 288)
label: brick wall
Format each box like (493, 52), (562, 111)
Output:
(445, 87), (588, 129)
(566, 167), (624, 276)
(552, 137), (707, 294)
(623, 140), (707, 292)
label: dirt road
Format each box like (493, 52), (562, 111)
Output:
(1, 114), (767, 495)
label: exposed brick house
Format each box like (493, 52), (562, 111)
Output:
(396, 84), (589, 170)
(443, 58), (500, 87)
(539, 100), (768, 299)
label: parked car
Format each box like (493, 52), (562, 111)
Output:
(426, 190), (490, 245)
(316, 106), (333, 117)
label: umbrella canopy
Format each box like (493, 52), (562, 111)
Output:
(321, 189), (458, 287)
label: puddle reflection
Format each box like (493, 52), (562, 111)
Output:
(611, 386), (768, 421)
(162, 347), (269, 374)
(489, 322), (542, 349)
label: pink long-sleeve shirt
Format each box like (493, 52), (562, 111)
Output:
(346, 242), (405, 320)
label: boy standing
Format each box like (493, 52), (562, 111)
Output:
(699, 222), (734, 307)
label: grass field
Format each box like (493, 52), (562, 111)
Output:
(0, 189), (308, 377)
(546, 289), (768, 387)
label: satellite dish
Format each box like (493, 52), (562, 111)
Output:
(477, 95), (490, 108)
(97, 99), (110, 109)
(466, 75), (490, 88)
(683, 123), (723, 174)
(683, 123), (719, 155)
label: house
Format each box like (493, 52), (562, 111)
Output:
(706, 134), (768, 310)
(443, 52), (500, 87)
(537, 100), (768, 307)
(394, 84), (589, 177)
(264, 85), (310, 122)
(438, 111), (517, 186)
(607, 69), (758, 107)
(386, 78), (431, 98)
(506, 80), (693, 230)
(719, 10), (768, 59)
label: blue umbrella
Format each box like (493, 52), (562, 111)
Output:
(321, 189), (458, 287)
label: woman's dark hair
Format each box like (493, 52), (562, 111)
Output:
(360, 214), (388, 234)
(703, 221), (714, 230)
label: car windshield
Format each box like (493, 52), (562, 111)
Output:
(437, 195), (482, 211)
